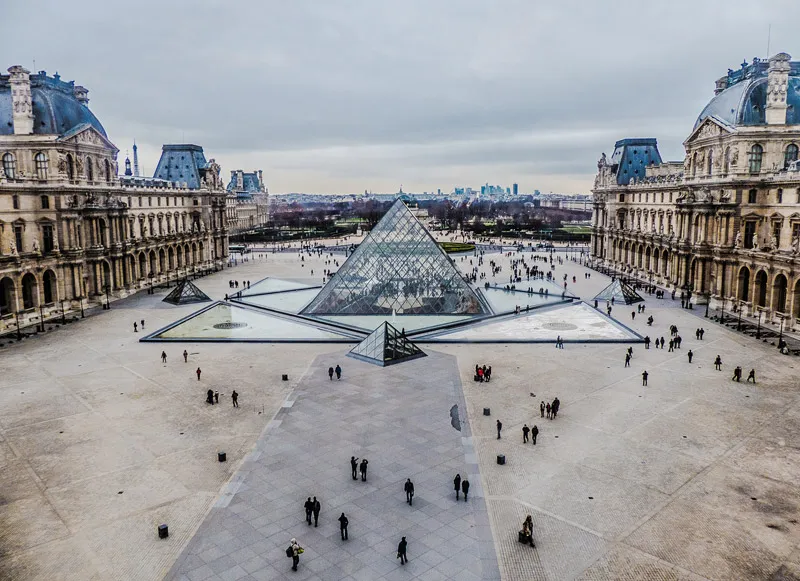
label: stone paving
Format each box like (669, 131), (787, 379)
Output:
(166, 351), (500, 581)
(1, 242), (800, 580)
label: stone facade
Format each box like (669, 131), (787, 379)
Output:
(0, 66), (228, 333)
(225, 169), (269, 235)
(591, 53), (800, 329)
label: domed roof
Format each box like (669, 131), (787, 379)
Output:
(0, 70), (107, 137)
(694, 56), (800, 129)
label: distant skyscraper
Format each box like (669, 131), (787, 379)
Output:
(512, 183), (518, 196)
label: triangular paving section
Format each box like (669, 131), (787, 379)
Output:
(302, 199), (489, 316)
(162, 278), (211, 305)
(349, 321), (426, 366)
(417, 302), (640, 342)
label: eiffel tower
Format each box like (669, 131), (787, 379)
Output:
(302, 200), (489, 316)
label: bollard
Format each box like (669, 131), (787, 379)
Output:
(158, 524), (169, 539)
(497, 454), (506, 465)
(218, 451), (227, 463)
(483, 408), (490, 416)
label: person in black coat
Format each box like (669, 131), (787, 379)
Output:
(304, 497), (313, 525)
(404, 479), (415, 505)
(359, 458), (368, 481)
(338, 513), (349, 540)
(312, 497), (321, 527)
(454, 474), (461, 500)
(350, 456), (358, 480)
(531, 425), (539, 445)
(397, 537), (408, 564)
(461, 478), (470, 501)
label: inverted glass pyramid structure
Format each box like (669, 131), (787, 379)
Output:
(302, 200), (490, 316)
(162, 278), (211, 305)
(349, 321), (426, 366)
(593, 279), (644, 305)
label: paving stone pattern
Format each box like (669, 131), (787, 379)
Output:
(166, 351), (500, 581)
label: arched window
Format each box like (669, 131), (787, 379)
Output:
(2, 153), (16, 179)
(692, 152), (698, 177)
(66, 154), (74, 180)
(785, 144), (799, 169)
(707, 149), (713, 175)
(86, 157), (94, 182)
(34, 152), (48, 180)
(723, 147), (730, 175)
(105, 159), (112, 183)
(748, 144), (763, 174)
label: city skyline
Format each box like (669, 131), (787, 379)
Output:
(3, 0), (799, 194)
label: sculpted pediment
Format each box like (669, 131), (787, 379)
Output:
(684, 116), (735, 145)
(56, 123), (119, 152)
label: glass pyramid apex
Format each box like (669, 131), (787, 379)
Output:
(593, 279), (644, 305)
(302, 200), (490, 316)
(163, 278), (212, 305)
(348, 321), (426, 366)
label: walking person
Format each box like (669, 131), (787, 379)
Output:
(359, 458), (368, 481)
(335, 364), (342, 380)
(397, 537), (408, 565)
(338, 513), (349, 540)
(733, 366), (742, 382)
(328, 366), (334, 380)
(304, 497), (313, 525)
(522, 424), (530, 443)
(312, 497), (321, 527)
(454, 474), (461, 500)
(687, 350), (693, 363)
(206, 389), (214, 405)
(546, 402), (551, 419)
(288, 538), (302, 571)
(531, 424), (539, 445)
(461, 478), (470, 501)
(642, 370), (649, 386)
(231, 390), (239, 407)
(161, 351), (167, 364)
(625, 353), (631, 367)
(214, 391), (219, 404)
(496, 419), (503, 439)
(183, 349), (188, 363)
(196, 367), (201, 380)
(714, 355), (722, 370)
(540, 401), (545, 418)
(351, 456), (359, 480)
(133, 322), (138, 332)
(404, 478), (415, 505)
(552, 397), (560, 418)
(747, 369), (756, 383)
(141, 319), (145, 330)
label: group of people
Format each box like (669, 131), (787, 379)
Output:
(228, 279), (251, 289)
(328, 365), (343, 380)
(540, 397), (560, 419)
(474, 364), (492, 382)
(350, 456), (369, 481)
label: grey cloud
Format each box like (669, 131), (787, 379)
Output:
(3, 0), (799, 193)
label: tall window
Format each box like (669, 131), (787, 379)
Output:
(14, 225), (23, 251)
(105, 159), (112, 183)
(12, 194), (19, 209)
(773, 221), (782, 247)
(707, 149), (713, 175)
(2, 153), (16, 179)
(723, 147), (730, 175)
(744, 221), (756, 248)
(40, 195), (50, 209)
(785, 144), (799, 169)
(86, 157), (94, 182)
(42, 224), (54, 252)
(748, 144), (763, 174)
(66, 154), (74, 180)
(748, 189), (757, 204)
(777, 188), (783, 203)
(34, 152), (48, 180)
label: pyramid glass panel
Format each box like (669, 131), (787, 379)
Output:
(593, 279), (644, 305)
(162, 278), (211, 305)
(302, 200), (490, 316)
(349, 322), (426, 366)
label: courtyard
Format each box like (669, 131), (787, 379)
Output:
(0, 240), (799, 580)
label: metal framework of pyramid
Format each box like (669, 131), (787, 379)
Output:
(348, 321), (426, 366)
(593, 279), (644, 305)
(302, 200), (490, 316)
(162, 278), (212, 305)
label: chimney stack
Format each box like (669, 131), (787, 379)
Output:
(8, 66), (34, 135)
(766, 52), (792, 125)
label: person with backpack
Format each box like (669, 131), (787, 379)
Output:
(287, 538), (302, 571)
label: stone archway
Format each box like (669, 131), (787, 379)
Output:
(21, 272), (38, 309)
(0, 276), (16, 315)
(43, 269), (57, 304)
(755, 270), (768, 308)
(738, 266), (751, 302)
(772, 273), (788, 314)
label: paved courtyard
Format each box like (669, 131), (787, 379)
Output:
(1, 242), (799, 580)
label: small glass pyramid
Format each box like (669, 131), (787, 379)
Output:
(593, 279), (644, 305)
(162, 278), (212, 305)
(302, 200), (489, 316)
(348, 321), (426, 366)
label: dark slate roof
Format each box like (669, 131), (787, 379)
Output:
(695, 58), (800, 129)
(153, 144), (208, 189)
(610, 138), (662, 186)
(0, 70), (107, 137)
(226, 171), (262, 196)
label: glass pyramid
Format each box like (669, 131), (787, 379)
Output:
(348, 321), (426, 366)
(302, 200), (490, 316)
(162, 278), (212, 305)
(593, 279), (644, 305)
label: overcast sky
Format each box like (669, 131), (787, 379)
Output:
(4, 1), (799, 194)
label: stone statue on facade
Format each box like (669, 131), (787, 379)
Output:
(770, 234), (779, 251)
(791, 234), (800, 254)
(32, 239), (40, 253)
(58, 154), (67, 175)
(752, 236), (759, 251)
(597, 153), (607, 171)
(731, 149), (739, 167)
(8, 240), (17, 255)
(734, 231), (742, 248)
(53, 237), (59, 251)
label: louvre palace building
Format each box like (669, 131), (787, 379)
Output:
(591, 52), (800, 330)
(0, 65), (229, 333)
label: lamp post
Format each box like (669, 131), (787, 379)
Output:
(60, 299), (66, 324)
(104, 284), (111, 310)
(737, 301), (743, 331)
(756, 308), (762, 339)
(15, 311), (22, 340)
(38, 303), (45, 332)
(148, 272), (154, 295)
(704, 292), (710, 318)
(719, 296), (726, 325)
(778, 313), (785, 347)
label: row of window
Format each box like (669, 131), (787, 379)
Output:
(691, 143), (799, 177)
(2, 152), (114, 182)
(126, 196), (187, 208)
(621, 187), (800, 205)
(4, 223), (55, 254)
(10, 194), (50, 210)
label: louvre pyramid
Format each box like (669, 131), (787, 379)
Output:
(593, 279), (644, 305)
(348, 322), (426, 366)
(162, 278), (212, 305)
(302, 200), (490, 315)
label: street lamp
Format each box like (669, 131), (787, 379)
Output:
(704, 292), (710, 318)
(79, 296), (85, 318)
(756, 308), (762, 339)
(60, 299), (66, 324)
(737, 301), (743, 331)
(38, 303), (45, 332)
(14, 310), (22, 340)
(719, 296), (726, 325)
(148, 272), (155, 294)
(778, 313), (785, 347)
(104, 284), (111, 310)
